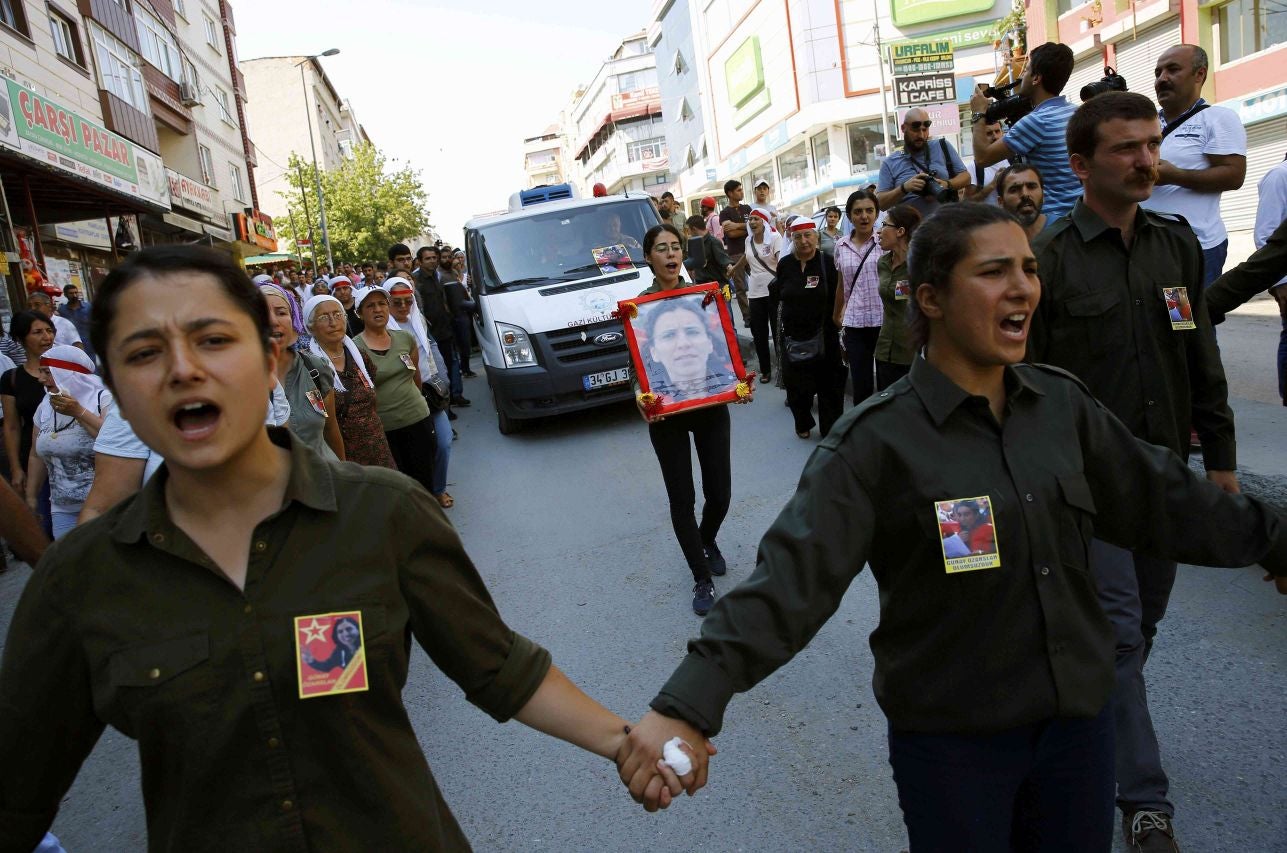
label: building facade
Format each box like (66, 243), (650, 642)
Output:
(240, 54), (369, 230)
(0, 0), (260, 323)
(522, 124), (565, 188)
(566, 32), (672, 198)
(649, 0), (709, 203)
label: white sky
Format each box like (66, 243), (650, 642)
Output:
(236, 0), (655, 244)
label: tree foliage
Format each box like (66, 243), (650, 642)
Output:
(278, 142), (430, 265)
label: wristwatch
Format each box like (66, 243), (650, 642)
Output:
(970, 112), (986, 125)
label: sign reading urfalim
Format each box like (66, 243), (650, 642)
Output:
(890, 40), (956, 76)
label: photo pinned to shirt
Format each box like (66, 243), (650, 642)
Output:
(591, 243), (633, 274)
(398, 352), (415, 371)
(294, 611), (369, 699)
(1163, 287), (1195, 330)
(894, 280), (911, 301)
(804, 275), (820, 289)
(934, 496), (1000, 573)
(305, 388), (327, 416)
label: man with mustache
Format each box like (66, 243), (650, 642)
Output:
(1143, 44), (1246, 284)
(1028, 92), (1237, 853)
(996, 164), (1046, 240)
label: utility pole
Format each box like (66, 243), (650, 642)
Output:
(872, 0), (894, 159)
(296, 163), (319, 275)
(297, 50), (339, 272)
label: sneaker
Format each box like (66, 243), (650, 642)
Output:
(451, 396), (472, 407)
(704, 543), (727, 576)
(446, 409), (458, 421)
(463, 370), (477, 378)
(692, 580), (715, 616)
(1123, 810), (1180, 852)
(760, 370), (771, 383)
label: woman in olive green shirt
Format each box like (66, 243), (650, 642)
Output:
(0, 245), (699, 852)
(873, 205), (921, 390)
(354, 285), (438, 498)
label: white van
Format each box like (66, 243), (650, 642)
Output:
(463, 184), (660, 434)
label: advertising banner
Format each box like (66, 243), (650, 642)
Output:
(890, 40), (955, 76)
(166, 168), (219, 220)
(894, 73), (957, 107)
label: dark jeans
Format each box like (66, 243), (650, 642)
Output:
(1201, 240), (1228, 286)
(876, 359), (910, 391)
(453, 316), (473, 373)
(384, 416), (437, 495)
(647, 406), (731, 583)
(748, 294), (778, 377)
(843, 326), (880, 406)
(784, 353), (846, 437)
(1089, 538), (1178, 816)
(447, 346), (463, 398)
(888, 704), (1115, 852)
(1278, 311), (1286, 406)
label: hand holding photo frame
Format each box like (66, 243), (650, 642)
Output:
(615, 283), (755, 421)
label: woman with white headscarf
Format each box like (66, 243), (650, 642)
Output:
(384, 278), (453, 505)
(304, 293), (395, 469)
(25, 345), (112, 538)
(259, 282), (345, 462)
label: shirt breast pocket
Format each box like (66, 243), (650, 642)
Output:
(105, 632), (216, 736)
(1061, 288), (1123, 358)
(1056, 474), (1097, 575)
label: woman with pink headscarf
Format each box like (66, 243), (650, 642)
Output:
(25, 345), (112, 538)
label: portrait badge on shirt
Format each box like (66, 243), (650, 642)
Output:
(1162, 286), (1195, 331)
(399, 352), (415, 371)
(934, 496), (1001, 573)
(805, 275), (820, 289)
(894, 280), (911, 301)
(305, 388), (327, 417)
(294, 611), (369, 699)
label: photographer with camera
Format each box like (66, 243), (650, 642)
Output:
(1143, 45), (1247, 283)
(969, 42), (1080, 222)
(875, 108), (970, 215)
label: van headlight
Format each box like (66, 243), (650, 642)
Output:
(496, 322), (536, 367)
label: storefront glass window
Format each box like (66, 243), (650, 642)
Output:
(776, 142), (809, 202)
(847, 120), (886, 174)
(1218, 0), (1287, 63)
(811, 131), (832, 183)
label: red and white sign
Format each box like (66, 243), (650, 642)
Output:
(166, 168), (218, 220)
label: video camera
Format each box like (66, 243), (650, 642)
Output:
(1079, 67), (1128, 102)
(981, 80), (1033, 126)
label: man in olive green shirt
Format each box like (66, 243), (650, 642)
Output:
(1027, 92), (1236, 850)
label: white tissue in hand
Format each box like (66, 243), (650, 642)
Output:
(662, 736), (693, 776)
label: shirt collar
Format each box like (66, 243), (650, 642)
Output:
(1069, 198), (1156, 243)
(1158, 97), (1206, 129)
(112, 427), (338, 544)
(910, 354), (1044, 427)
(1031, 95), (1069, 113)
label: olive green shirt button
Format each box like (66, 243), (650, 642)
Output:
(253, 671), (265, 683)
(1040, 566), (1050, 576)
(244, 604), (253, 615)
(267, 737), (280, 749)
(254, 541), (267, 553)
(280, 799), (293, 812)
(148, 668), (161, 679)
(150, 533), (165, 545)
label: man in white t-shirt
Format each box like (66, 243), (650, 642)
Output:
(1144, 44), (1246, 285)
(750, 179), (779, 222)
(963, 120), (1006, 204)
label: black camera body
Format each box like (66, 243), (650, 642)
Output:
(916, 170), (958, 204)
(1080, 66), (1128, 101)
(981, 79), (1033, 126)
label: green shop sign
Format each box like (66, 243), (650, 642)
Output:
(725, 37), (771, 130)
(890, 40), (955, 75)
(891, 0), (996, 29)
(7, 79), (137, 182)
(889, 20), (1002, 52)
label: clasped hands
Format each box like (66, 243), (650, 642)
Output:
(614, 710), (716, 812)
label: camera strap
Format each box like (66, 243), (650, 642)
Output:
(1161, 101), (1209, 140)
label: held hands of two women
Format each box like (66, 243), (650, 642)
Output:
(615, 710), (716, 812)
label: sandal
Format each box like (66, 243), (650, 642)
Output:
(434, 492), (455, 508)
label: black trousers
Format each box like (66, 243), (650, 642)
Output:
(384, 416), (437, 494)
(453, 315), (473, 373)
(648, 406), (731, 583)
(784, 353), (846, 437)
(876, 359), (910, 391)
(843, 326), (880, 406)
(748, 294), (779, 377)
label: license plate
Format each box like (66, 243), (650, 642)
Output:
(582, 367), (630, 390)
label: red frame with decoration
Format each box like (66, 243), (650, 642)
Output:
(615, 282), (754, 421)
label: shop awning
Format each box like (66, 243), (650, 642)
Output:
(0, 150), (168, 224)
(244, 252), (296, 265)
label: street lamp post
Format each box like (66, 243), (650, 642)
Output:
(297, 49), (339, 273)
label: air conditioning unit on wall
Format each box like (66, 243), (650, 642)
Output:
(179, 81), (200, 106)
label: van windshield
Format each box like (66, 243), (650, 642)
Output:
(474, 200), (657, 292)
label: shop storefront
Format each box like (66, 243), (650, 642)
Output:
(232, 210), (279, 262)
(0, 74), (169, 324)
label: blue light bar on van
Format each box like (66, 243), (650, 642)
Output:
(518, 183), (575, 207)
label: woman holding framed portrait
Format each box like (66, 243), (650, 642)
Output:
(633, 223), (746, 616)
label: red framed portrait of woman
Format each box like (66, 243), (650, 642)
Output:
(615, 283), (755, 421)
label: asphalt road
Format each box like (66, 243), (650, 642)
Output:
(1, 315), (1284, 852)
